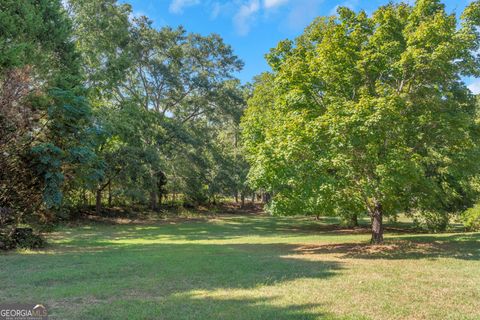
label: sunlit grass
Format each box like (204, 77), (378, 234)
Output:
(0, 214), (479, 319)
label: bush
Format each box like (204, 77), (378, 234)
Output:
(0, 232), (16, 250)
(462, 204), (480, 231)
(411, 210), (449, 232)
(0, 228), (45, 250)
(13, 228), (45, 249)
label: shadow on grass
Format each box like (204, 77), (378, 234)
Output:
(59, 211), (469, 247)
(52, 217), (469, 247)
(49, 215), (371, 245)
(74, 295), (334, 320)
(2, 216), (479, 318)
(38, 215), (479, 263)
(294, 233), (480, 260)
(1, 242), (343, 319)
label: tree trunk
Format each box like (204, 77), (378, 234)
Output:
(82, 189), (88, 208)
(251, 193), (255, 204)
(263, 192), (271, 204)
(241, 192), (245, 208)
(349, 214), (358, 228)
(352, 214), (358, 227)
(95, 189), (102, 215)
(235, 191), (238, 203)
(150, 191), (158, 211)
(108, 182), (112, 207)
(370, 202), (383, 244)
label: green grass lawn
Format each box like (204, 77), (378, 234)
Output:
(1, 214), (479, 319)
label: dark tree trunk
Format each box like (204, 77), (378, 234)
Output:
(350, 214), (358, 228)
(241, 193), (245, 208)
(262, 192), (271, 204)
(108, 182), (112, 207)
(150, 191), (158, 211)
(82, 189), (88, 208)
(235, 191), (238, 203)
(95, 189), (102, 215)
(370, 202), (383, 244)
(251, 193), (255, 204)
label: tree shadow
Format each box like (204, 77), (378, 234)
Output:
(1, 242), (343, 319)
(58, 213), (471, 247)
(40, 216), (479, 263)
(294, 233), (480, 260)
(3, 216), (479, 318)
(68, 295), (338, 320)
(48, 215), (371, 245)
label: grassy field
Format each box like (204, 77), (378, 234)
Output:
(1, 213), (479, 319)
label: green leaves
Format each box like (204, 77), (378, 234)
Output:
(0, 0), (95, 222)
(66, 0), (247, 207)
(31, 143), (64, 209)
(242, 0), (480, 225)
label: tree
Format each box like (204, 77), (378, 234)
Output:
(66, 0), (138, 214)
(242, 0), (480, 243)
(118, 16), (243, 208)
(0, 0), (93, 230)
(67, 0), (245, 211)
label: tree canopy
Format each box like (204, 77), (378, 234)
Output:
(0, 0), (92, 226)
(242, 0), (480, 243)
(1, 0), (250, 240)
(2, 0), (480, 247)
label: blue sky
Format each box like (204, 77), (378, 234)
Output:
(126, 0), (478, 90)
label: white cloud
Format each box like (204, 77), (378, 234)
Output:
(169, 0), (200, 14)
(287, 0), (324, 31)
(264, 0), (289, 9)
(329, 5), (339, 16)
(211, 2), (222, 19)
(233, 0), (260, 36)
(468, 79), (480, 94)
(210, 1), (235, 19)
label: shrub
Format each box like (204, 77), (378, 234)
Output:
(0, 233), (16, 250)
(411, 211), (449, 232)
(462, 204), (480, 231)
(13, 228), (45, 249)
(0, 228), (45, 250)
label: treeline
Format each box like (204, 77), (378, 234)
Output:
(3, 0), (480, 248)
(0, 0), (250, 245)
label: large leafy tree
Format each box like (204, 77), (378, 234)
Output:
(65, 0), (139, 213)
(117, 16), (243, 208)
(242, 0), (480, 243)
(67, 0), (244, 211)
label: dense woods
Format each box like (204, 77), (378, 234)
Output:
(1, 0), (480, 248)
(0, 0), (250, 248)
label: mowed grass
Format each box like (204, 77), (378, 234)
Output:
(1, 214), (479, 320)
